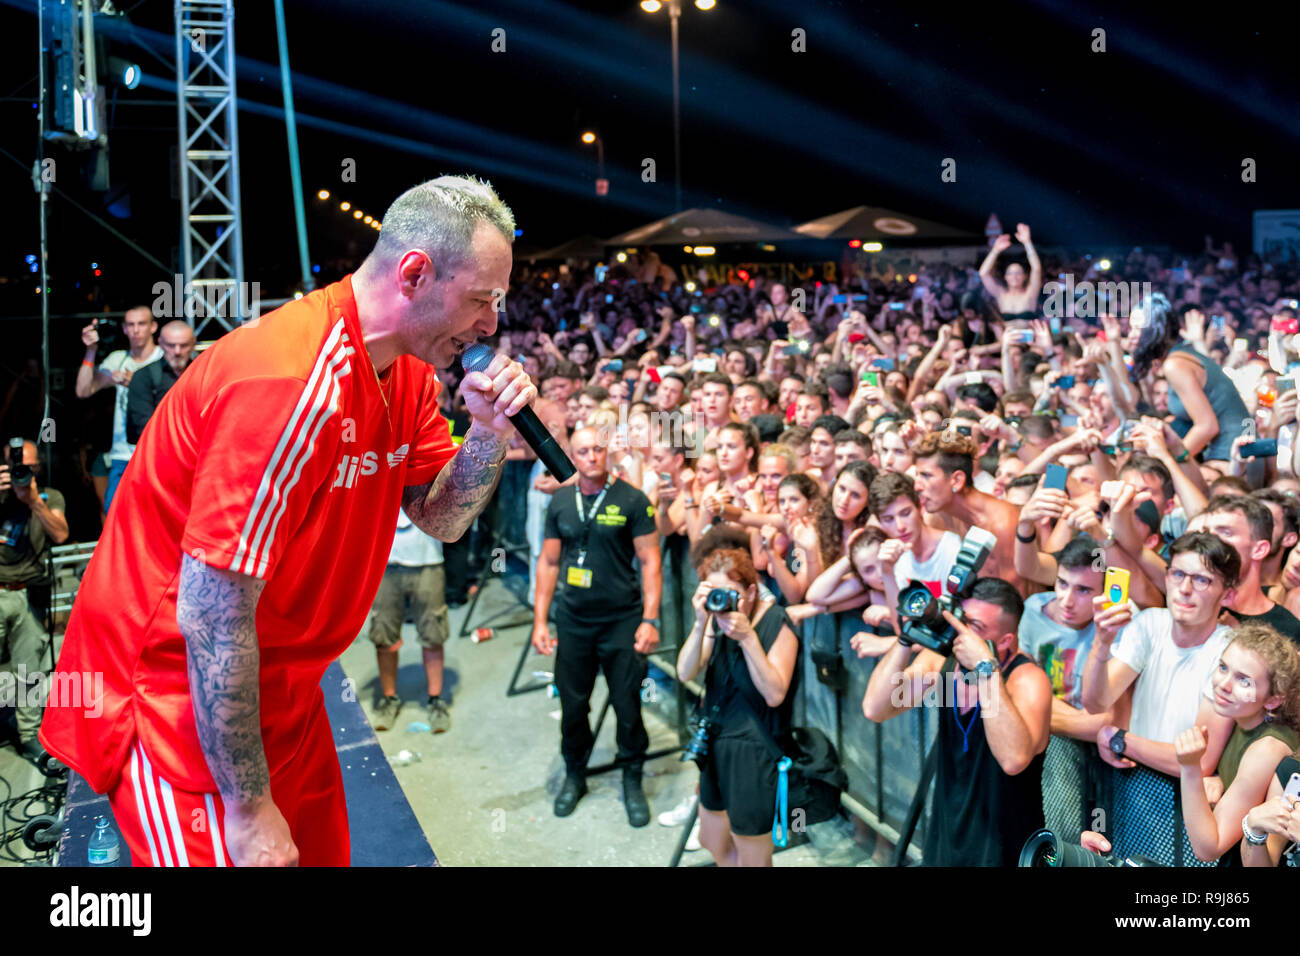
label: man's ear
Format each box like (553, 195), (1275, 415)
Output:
(1284, 531), (1298, 551)
(951, 469), (967, 494)
(1251, 538), (1272, 564)
(398, 250), (434, 294)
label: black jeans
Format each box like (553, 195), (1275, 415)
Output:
(554, 610), (648, 775)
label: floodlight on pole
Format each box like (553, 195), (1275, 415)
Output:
(641, 0), (714, 211)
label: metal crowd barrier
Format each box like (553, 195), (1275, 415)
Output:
(49, 541), (97, 617)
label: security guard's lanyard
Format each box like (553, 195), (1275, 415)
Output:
(574, 475), (614, 567)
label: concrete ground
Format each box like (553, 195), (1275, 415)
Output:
(1, 572), (877, 867)
(341, 575), (874, 867)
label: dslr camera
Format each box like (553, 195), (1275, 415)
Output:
(1019, 829), (1158, 868)
(896, 527), (996, 655)
(6, 438), (33, 489)
(681, 705), (721, 767)
(704, 587), (740, 614)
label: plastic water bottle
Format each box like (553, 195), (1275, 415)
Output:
(88, 816), (120, 866)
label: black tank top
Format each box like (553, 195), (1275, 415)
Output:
(922, 653), (1046, 867)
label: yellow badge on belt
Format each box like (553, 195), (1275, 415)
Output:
(566, 566), (593, 588)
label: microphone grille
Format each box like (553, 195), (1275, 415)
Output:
(461, 343), (494, 374)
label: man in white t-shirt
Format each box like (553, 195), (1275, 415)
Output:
(1081, 531), (1241, 865)
(74, 307), (162, 520)
(367, 510), (450, 735)
(871, 473), (961, 633)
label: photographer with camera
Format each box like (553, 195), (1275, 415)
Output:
(75, 306), (162, 519)
(1, 439), (67, 763)
(863, 576), (1052, 866)
(675, 540), (799, 867)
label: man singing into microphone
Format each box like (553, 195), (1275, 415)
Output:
(40, 176), (534, 866)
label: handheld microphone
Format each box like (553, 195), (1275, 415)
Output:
(461, 344), (576, 482)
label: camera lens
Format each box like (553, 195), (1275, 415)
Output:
(900, 586), (932, 618)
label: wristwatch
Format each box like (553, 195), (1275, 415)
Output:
(974, 658), (996, 680)
(642, 618), (660, 630)
(1109, 729), (1128, 756)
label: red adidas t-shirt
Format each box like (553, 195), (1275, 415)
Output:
(41, 276), (457, 792)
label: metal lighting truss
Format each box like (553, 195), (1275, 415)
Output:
(175, 0), (246, 336)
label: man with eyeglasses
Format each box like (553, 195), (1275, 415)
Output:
(1081, 532), (1241, 866)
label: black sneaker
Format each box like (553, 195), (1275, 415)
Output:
(623, 769), (650, 828)
(553, 774), (587, 817)
(372, 695), (402, 731)
(427, 696), (451, 734)
(19, 738), (44, 765)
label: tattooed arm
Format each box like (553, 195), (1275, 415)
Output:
(402, 421), (508, 541)
(176, 553), (298, 866)
(403, 353), (536, 542)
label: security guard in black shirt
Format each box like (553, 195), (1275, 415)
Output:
(533, 426), (661, 826)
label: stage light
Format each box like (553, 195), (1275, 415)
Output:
(318, 189), (330, 200)
(694, 246), (716, 256)
(1098, 259), (1112, 271)
(907, 274), (917, 283)
(616, 251), (628, 262)
(294, 291), (304, 299)
(863, 242), (883, 252)
(695, 0), (716, 8)
(94, 269), (101, 276)
(685, 281), (697, 292)
(353, 210), (363, 219)
(737, 269), (749, 281)
(363, 215), (372, 223)
(108, 57), (142, 90)
(581, 131), (596, 144)
(340, 201), (351, 211)
(684, 245), (693, 253)
(848, 239), (862, 248)
(759, 244), (775, 252)
(641, 0), (662, 11)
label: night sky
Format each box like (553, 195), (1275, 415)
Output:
(2, 0), (1297, 320)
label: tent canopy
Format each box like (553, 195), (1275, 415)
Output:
(607, 208), (799, 246)
(794, 205), (974, 241)
(523, 234), (609, 262)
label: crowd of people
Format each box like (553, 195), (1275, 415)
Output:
(486, 224), (1300, 867)
(10, 217), (1300, 868)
